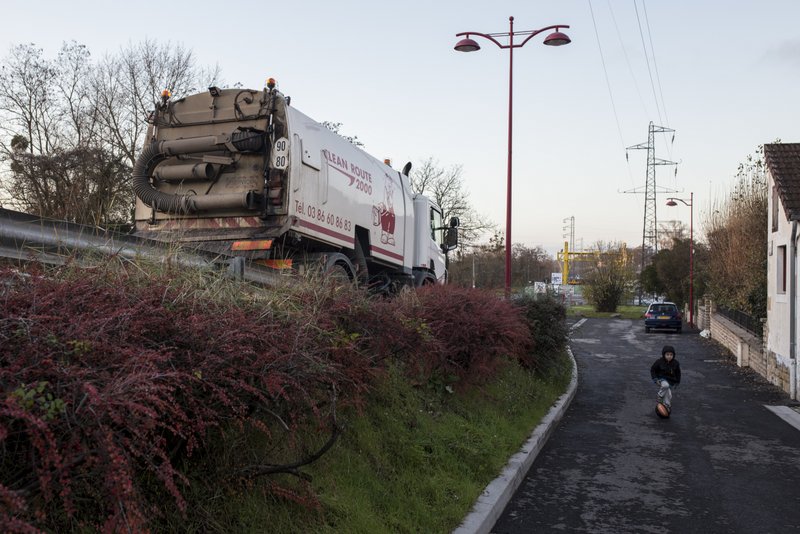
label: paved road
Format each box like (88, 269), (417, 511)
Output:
(492, 318), (800, 534)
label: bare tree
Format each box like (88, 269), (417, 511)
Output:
(93, 39), (219, 167)
(7, 141), (129, 224)
(513, 243), (558, 287)
(56, 42), (98, 148)
(448, 230), (507, 288)
(409, 157), (495, 249)
(0, 40), (220, 224)
(0, 42), (125, 222)
(702, 144), (769, 317)
(0, 43), (61, 155)
(658, 220), (687, 250)
(321, 121), (364, 147)
(581, 241), (636, 312)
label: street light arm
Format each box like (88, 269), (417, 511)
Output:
(456, 24), (570, 49)
(518, 25), (570, 47)
(455, 31), (506, 49)
(666, 197), (692, 207)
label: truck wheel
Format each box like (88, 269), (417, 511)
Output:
(326, 263), (353, 285)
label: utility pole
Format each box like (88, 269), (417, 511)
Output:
(623, 122), (678, 304)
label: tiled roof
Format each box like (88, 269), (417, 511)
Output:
(764, 143), (800, 221)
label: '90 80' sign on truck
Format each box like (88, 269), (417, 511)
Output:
(133, 80), (458, 291)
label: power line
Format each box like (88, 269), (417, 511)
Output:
(642, 0), (670, 129)
(607, 0), (649, 120)
(588, 0), (631, 186)
(633, 0), (664, 127)
(641, 0), (675, 164)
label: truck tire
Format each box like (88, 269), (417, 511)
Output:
(326, 262), (353, 284)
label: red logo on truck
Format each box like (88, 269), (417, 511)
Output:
(372, 179), (396, 246)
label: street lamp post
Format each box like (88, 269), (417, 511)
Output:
(666, 192), (694, 328)
(454, 17), (570, 297)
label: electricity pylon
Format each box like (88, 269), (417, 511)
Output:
(622, 121), (678, 304)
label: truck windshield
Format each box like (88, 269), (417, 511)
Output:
(430, 207), (443, 246)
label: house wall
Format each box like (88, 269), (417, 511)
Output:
(766, 169), (794, 371)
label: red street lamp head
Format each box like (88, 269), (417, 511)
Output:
(543, 30), (571, 46)
(454, 37), (481, 52)
(666, 199), (678, 207)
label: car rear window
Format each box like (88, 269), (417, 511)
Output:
(650, 304), (677, 314)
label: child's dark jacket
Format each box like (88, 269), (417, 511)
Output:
(650, 357), (681, 386)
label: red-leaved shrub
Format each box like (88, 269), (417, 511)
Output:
(0, 266), (554, 532)
(0, 268), (376, 532)
(411, 285), (534, 382)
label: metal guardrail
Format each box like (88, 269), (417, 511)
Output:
(0, 207), (283, 286)
(716, 305), (763, 337)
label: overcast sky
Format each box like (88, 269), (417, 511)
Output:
(2, 0), (799, 255)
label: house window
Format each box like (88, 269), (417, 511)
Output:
(777, 245), (787, 294)
(772, 186), (779, 232)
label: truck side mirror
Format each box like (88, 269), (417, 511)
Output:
(443, 227), (458, 251)
(449, 217), (460, 228)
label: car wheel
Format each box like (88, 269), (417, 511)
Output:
(676, 327), (682, 333)
(645, 327), (651, 333)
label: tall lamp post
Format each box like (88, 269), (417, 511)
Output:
(454, 17), (571, 297)
(666, 192), (694, 328)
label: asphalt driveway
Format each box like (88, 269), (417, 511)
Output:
(492, 317), (800, 534)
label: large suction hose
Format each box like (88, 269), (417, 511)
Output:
(133, 131), (265, 215)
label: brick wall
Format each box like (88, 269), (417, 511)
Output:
(709, 310), (790, 393)
(696, 296), (712, 331)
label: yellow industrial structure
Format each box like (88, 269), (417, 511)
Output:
(557, 241), (629, 284)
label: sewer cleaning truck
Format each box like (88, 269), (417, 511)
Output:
(133, 80), (458, 290)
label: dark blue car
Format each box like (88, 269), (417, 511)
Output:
(644, 302), (682, 333)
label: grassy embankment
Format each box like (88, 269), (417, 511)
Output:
(0, 259), (572, 533)
(169, 351), (572, 533)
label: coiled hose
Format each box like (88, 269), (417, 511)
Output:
(133, 131), (265, 215)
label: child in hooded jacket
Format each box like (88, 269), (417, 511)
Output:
(651, 345), (681, 410)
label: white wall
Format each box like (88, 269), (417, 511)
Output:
(766, 169), (794, 368)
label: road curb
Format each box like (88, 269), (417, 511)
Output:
(452, 324), (581, 534)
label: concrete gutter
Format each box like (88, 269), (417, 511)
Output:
(453, 318), (585, 534)
(764, 405), (800, 432)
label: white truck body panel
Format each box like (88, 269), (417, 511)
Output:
(285, 106), (413, 273)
